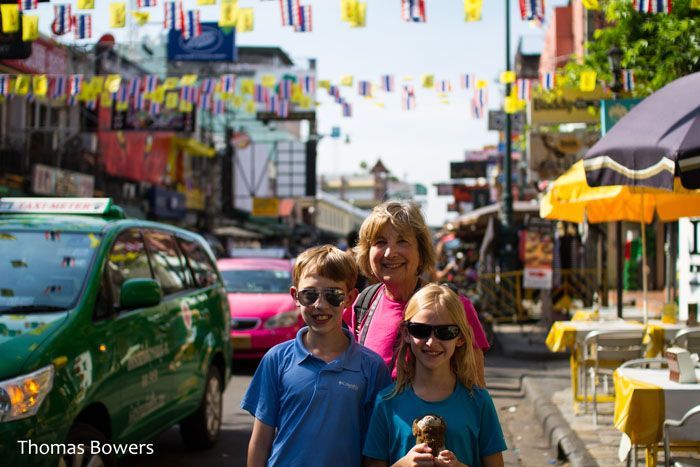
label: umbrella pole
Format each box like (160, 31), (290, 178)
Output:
(641, 196), (648, 325)
(617, 222), (624, 319)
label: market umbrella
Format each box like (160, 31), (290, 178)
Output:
(540, 160), (700, 323)
(583, 72), (700, 190)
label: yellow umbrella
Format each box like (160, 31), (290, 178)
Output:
(540, 160), (700, 323)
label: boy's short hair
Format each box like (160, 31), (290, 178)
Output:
(293, 245), (358, 291)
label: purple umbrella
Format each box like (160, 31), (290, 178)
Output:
(583, 71), (700, 190)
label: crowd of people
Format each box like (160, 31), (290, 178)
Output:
(241, 200), (506, 467)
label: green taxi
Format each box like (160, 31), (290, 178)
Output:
(0, 198), (232, 466)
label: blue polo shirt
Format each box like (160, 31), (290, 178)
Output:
(240, 327), (392, 467)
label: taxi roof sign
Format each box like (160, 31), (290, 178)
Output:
(0, 198), (113, 215)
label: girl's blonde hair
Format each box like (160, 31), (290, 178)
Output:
(388, 284), (480, 398)
(353, 200), (436, 282)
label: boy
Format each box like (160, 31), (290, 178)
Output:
(241, 245), (392, 467)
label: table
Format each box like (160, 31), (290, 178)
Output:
(613, 367), (700, 466)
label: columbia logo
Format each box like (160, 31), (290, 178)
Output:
(338, 380), (359, 391)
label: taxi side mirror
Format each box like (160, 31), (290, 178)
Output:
(120, 278), (162, 309)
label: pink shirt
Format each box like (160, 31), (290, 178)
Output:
(342, 285), (489, 372)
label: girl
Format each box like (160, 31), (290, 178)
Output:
(363, 284), (506, 467)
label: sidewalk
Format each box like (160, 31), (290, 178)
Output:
(493, 324), (627, 467)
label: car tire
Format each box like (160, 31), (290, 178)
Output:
(62, 422), (115, 467)
(180, 366), (223, 449)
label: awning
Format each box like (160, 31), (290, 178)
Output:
(173, 137), (216, 158)
(455, 201), (540, 229)
(213, 225), (263, 239)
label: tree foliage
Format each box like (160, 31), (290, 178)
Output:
(561, 0), (700, 97)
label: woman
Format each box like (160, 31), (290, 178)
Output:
(344, 200), (488, 384)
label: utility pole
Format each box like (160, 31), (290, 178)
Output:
(502, 0), (514, 230)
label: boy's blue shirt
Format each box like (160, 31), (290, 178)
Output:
(240, 326), (392, 467)
(363, 382), (507, 467)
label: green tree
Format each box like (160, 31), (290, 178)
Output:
(562, 0), (700, 96)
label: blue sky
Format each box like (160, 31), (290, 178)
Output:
(36, 0), (569, 225)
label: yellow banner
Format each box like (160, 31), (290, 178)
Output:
(104, 75), (122, 94)
(421, 74), (434, 88)
(237, 8), (254, 32)
(500, 71), (516, 84)
(341, 0), (357, 22)
(77, 0), (95, 9)
(132, 11), (149, 26)
(252, 197), (279, 217)
(110, 3), (127, 28)
(1, 5), (19, 33)
(476, 79), (488, 89)
(340, 75), (354, 87)
(318, 80), (331, 90)
(162, 77), (180, 90)
(198, 0), (216, 4)
(244, 100), (256, 114)
(261, 75), (276, 88)
(219, 0), (239, 27)
(150, 86), (165, 104)
(100, 92), (113, 107)
(32, 75), (48, 97)
(22, 15), (39, 42)
(530, 87), (606, 125)
(579, 70), (597, 92)
(240, 79), (255, 95)
(165, 92), (179, 109)
(180, 74), (198, 86)
(14, 75), (30, 95)
(582, 0), (599, 10)
(464, 0), (482, 21)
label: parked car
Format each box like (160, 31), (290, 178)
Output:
(0, 198), (232, 467)
(217, 257), (301, 359)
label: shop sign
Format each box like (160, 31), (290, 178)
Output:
(3, 37), (65, 73)
(678, 218), (700, 321)
(167, 22), (236, 62)
(522, 220), (553, 290)
(252, 197), (279, 217)
(450, 161), (488, 179)
(32, 164), (94, 197)
(529, 88), (606, 125)
(527, 130), (599, 181)
(601, 98), (642, 135)
(487, 111), (525, 132)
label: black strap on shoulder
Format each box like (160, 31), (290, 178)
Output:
(353, 283), (382, 341)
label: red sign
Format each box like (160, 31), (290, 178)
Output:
(3, 38), (67, 75)
(99, 131), (172, 184)
(452, 185), (473, 202)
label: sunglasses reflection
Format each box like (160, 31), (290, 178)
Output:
(296, 288), (346, 307)
(406, 322), (461, 340)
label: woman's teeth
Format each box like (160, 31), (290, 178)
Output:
(314, 314), (332, 322)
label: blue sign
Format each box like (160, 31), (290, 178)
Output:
(167, 23), (236, 62)
(601, 98), (642, 135)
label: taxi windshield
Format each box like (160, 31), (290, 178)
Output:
(0, 231), (101, 313)
(221, 269), (291, 294)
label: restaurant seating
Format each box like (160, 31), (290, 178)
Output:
(620, 358), (668, 369)
(670, 328), (700, 355)
(663, 404), (700, 467)
(582, 329), (646, 425)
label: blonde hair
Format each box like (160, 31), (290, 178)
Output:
(353, 201), (436, 282)
(293, 245), (358, 291)
(389, 284), (479, 398)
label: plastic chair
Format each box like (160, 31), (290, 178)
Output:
(582, 329), (646, 425)
(663, 405), (700, 467)
(620, 358), (669, 369)
(670, 328), (700, 355)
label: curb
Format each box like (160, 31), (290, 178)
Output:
(522, 377), (598, 467)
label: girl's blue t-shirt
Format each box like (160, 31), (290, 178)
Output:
(363, 382), (507, 467)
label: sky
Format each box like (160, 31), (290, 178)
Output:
(35, 0), (569, 226)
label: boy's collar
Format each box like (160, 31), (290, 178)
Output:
(292, 327), (361, 371)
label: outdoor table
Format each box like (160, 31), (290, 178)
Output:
(613, 367), (700, 466)
(546, 320), (645, 413)
(644, 320), (687, 357)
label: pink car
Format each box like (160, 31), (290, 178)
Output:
(217, 257), (301, 359)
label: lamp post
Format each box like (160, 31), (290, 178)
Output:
(607, 45), (624, 319)
(502, 0), (514, 230)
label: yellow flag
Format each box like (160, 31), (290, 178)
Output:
(163, 77), (180, 89)
(402, 75), (414, 82)
(101, 92), (113, 107)
(104, 75), (122, 94)
(240, 79), (255, 95)
(132, 11), (149, 26)
(237, 8), (254, 32)
(340, 75), (354, 87)
(88, 76), (105, 94)
(579, 70), (597, 92)
(350, 2), (367, 27)
(13, 76), (29, 95)
(77, 0), (95, 9)
(500, 71), (516, 84)
(179, 100), (193, 112)
(504, 96), (519, 114)
(232, 95), (244, 108)
(198, 0), (216, 4)
(116, 101), (129, 111)
(110, 3), (127, 28)
(421, 74), (434, 89)
(291, 84), (302, 103)
(318, 80), (331, 90)
(582, 0), (599, 10)
(261, 75), (276, 89)
(180, 74), (198, 86)
(165, 92), (179, 109)
(476, 79), (488, 89)
(22, 15), (39, 42)
(299, 95), (312, 109)
(150, 86), (165, 104)
(32, 75), (48, 97)
(220, 0), (239, 27)
(464, 0), (482, 21)
(341, 0), (357, 22)
(1, 5), (19, 33)
(244, 100), (257, 114)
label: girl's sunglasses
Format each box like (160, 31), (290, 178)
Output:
(296, 288), (346, 307)
(406, 322), (460, 341)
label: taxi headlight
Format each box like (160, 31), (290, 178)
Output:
(0, 365), (54, 422)
(264, 310), (300, 329)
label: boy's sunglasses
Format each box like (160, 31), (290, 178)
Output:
(296, 288), (346, 307)
(406, 322), (460, 341)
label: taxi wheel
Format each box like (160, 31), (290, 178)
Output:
(180, 366), (223, 449)
(63, 422), (115, 467)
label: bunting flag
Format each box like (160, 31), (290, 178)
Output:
(579, 70), (597, 92)
(254, 84), (269, 103)
(213, 98), (225, 115)
(402, 85), (416, 110)
(127, 77), (141, 96)
(301, 75), (315, 94)
(19, 0), (38, 12)
(137, 0), (156, 7)
(200, 78), (216, 95)
(278, 99), (289, 118)
(500, 71), (516, 84)
(0, 75), (10, 96)
(280, 0), (300, 27)
(436, 80), (452, 93)
(475, 86), (488, 108)
(279, 79), (293, 99)
(350, 1), (367, 27)
(342, 101), (352, 117)
(77, 0), (94, 8)
(183, 10), (201, 39)
(1, 5), (20, 33)
(516, 78), (531, 101)
(220, 74), (235, 93)
(199, 93), (212, 111)
(295, 4), (312, 32)
(380, 74), (394, 92)
(68, 75), (83, 96)
(540, 71), (555, 91)
(240, 79), (255, 95)
(464, 0), (482, 21)
(180, 86), (195, 103)
(51, 75), (66, 99)
(109, 3), (127, 28)
(74, 14), (92, 39)
(219, 0), (238, 27)
(31, 76), (47, 97)
(460, 73), (474, 89)
(135, 92), (146, 111)
(164, 1), (183, 31)
(144, 75), (158, 93)
(421, 74), (434, 89)
(22, 15), (39, 42)
(622, 69), (635, 92)
(116, 84), (128, 103)
(340, 75), (354, 87)
(85, 98), (97, 110)
(471, 96), (484, 119)
(52, 5), (72, 36)
(581, 0), (599, 9)
(267, 94), (278, 113)
(358, 80), (372, 97)
(150, 101), (161, 115)
(401, 0), (426, 22)
(519, 0), (545, 21)
(14, 75), (30, 96)
(132, 11), (149, 26)
(650, 0), (672, 13)
(237, 8), (254, 32)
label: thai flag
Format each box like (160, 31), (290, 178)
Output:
(295, 5), (312, 32)
(180, 86), (196, 103)
(200, 94), (212, 111)
(277, 99), (289, 118)
(214, 98), (225, 115)
(255, 85), (269, 104)
(342, 101), (352, 117)
(19, 0), (38, 11)
(278, 79), (292, 99)
(622, 69), (635, 92)
(380, 75), (394, 92)
(145, 75), (158, 93)
(516, 78), (531, 100)
(183, 10), (201, 39)
(519, 0), (545, 21)
(460, 73), (474, 89)
(51, 76), (66, 99)
(329, 85), (341, 103)
(220, 74), (235, 93)
(127, 78), (141, 97)
(85, 99), (97, 111)
(164, 1), (183, 31)
(68, 75), (83, 96)
(75, 14), (92, 39)
(401, 0), (426, 22)
(471, 96), (484, 119)
(137, 0), (156, 7)
(649, 0), (672, 13)
(402, 85), (416, 111)
(475, 87), (488, 108)
(280, 0), (300, 26)
(200, 78), (216, 96)
(267, 95), (278, 113)
(540, 71), (555, 91)
(116, 85), (128, 103)
(150, 101), (161, 114)
(302, 75), (315, 94)
(436, 80), (451, 93)
(135, 93), (145, 111)
(0, 75), (10, 96)
(52, 5), (72, 36)
(633, 0), (649, 11)
(358, 80), (372, 97)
